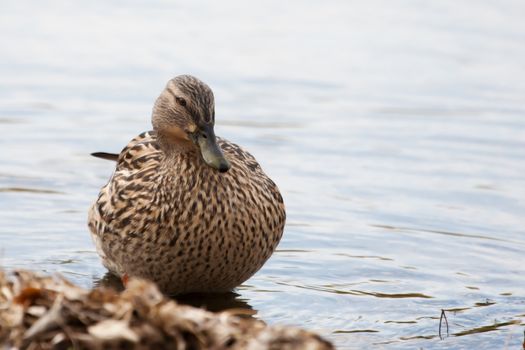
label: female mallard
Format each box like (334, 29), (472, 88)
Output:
(88, 75), (286, 295)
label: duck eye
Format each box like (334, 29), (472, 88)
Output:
(175, 97), (187, 107)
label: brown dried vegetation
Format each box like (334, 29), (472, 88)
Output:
(0, 270), (333, 350)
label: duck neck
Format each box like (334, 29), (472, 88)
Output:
(156, 131), (199, 160)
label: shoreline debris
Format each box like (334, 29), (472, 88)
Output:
(0, 270), (333, 349)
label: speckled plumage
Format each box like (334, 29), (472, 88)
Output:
(88, 75), (286, 295)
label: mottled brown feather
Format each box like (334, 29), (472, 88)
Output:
(89, 130), (285, 294)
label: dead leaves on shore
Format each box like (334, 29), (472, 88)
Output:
(0, 270), (333, 350)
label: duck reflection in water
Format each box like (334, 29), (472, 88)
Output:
(93, 271), (257, 316)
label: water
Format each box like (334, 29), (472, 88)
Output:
(1, 1), (525, 348)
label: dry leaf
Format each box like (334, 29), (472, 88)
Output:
(88, 319), (139, 342)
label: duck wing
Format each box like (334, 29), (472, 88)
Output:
(113, 131), (162, 171)
(89, 130), (162, 239)
(91, 131), (162, 168)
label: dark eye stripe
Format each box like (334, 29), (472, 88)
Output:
(175, 97), (187, 107)
(166, 84), (215, 124)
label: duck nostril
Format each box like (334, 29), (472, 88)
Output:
(201, 133), (207, 139)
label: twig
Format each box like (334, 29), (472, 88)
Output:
(439, 309), (449, 340)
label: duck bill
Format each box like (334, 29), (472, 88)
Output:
(194, 127), (231, 173)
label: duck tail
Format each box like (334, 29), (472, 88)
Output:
(91, 152), (119, 161)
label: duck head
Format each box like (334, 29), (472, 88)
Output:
(152, 75), (231, 173)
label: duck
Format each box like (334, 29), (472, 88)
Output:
(88, 75), (286, 295)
